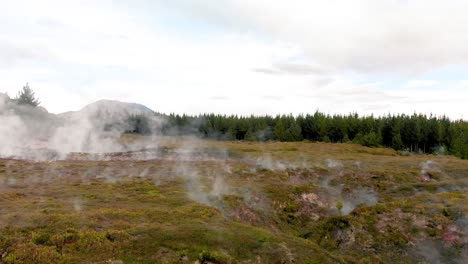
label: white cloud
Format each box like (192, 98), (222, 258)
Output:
(0, 0), (466, 120)
(406, 80), (438, 88)
(171, 0), (468, 73)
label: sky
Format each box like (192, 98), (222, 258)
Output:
(0, 0), (467, 119)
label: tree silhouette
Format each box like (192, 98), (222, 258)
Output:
(15, 83), (40, 107)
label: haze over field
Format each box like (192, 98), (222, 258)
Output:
(0, 1), (467, 264)
(0, 0), (467, 119)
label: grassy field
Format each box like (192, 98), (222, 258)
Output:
(0, 137), (467, 263)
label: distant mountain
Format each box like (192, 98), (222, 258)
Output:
(54, 99), (158, 142)
(59, 99), (154, 120)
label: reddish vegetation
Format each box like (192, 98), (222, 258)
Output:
(442, 225), (463, 245)
(231, 205), (261, 225)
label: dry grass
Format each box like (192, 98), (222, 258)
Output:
(0, 138), (466, 263)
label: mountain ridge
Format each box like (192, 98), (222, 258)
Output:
(58, 99), (155, 119)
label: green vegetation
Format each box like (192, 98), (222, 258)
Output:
(336, 200), (343, 215)
(0, 139), (466, 263)
(1, 84), (467, 262)
(5, 84), (468, 159)
(125, 114), (152, 134)
(159, 112), (468, 159)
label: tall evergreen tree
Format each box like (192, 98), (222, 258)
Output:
(15, 83), (40, 107)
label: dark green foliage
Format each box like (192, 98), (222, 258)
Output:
(31, 232), (51, 246)
(198, 250), (232, 263)
(308, 216), (351, 250)
(244, 129), (256, 141)
(391, 134), (405, 150)
(449, 120), (468, 159)
(274, 115), (302, 141)
(159, 112), (468, 159)
(14, 83), (40, 107)
(125, 114), (151, 134)
(360, 132), (382, 147)
(8, 83), (466, 159)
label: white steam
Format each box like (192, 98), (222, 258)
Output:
(0, 96), (164, 160)
(256, 154), (287, 171)
(326, 159), (343, 169)
(320, 159), (378, 215)
(420, 160), (441, 182)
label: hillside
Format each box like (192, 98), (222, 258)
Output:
(58, 99), (154, 121)
(0, 98), (159, 159)
(0, 138), (466, 263)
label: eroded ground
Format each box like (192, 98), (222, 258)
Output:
(0, 138), (467, 263)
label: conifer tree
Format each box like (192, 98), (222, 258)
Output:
(15, 83), (40, 107)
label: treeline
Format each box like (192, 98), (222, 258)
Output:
(5, 84), (467, 159)
(155, 112), (468, 159)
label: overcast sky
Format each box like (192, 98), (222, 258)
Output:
(0, 0), (467, 119)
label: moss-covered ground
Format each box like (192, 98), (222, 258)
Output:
(0, 138), (466, 263)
